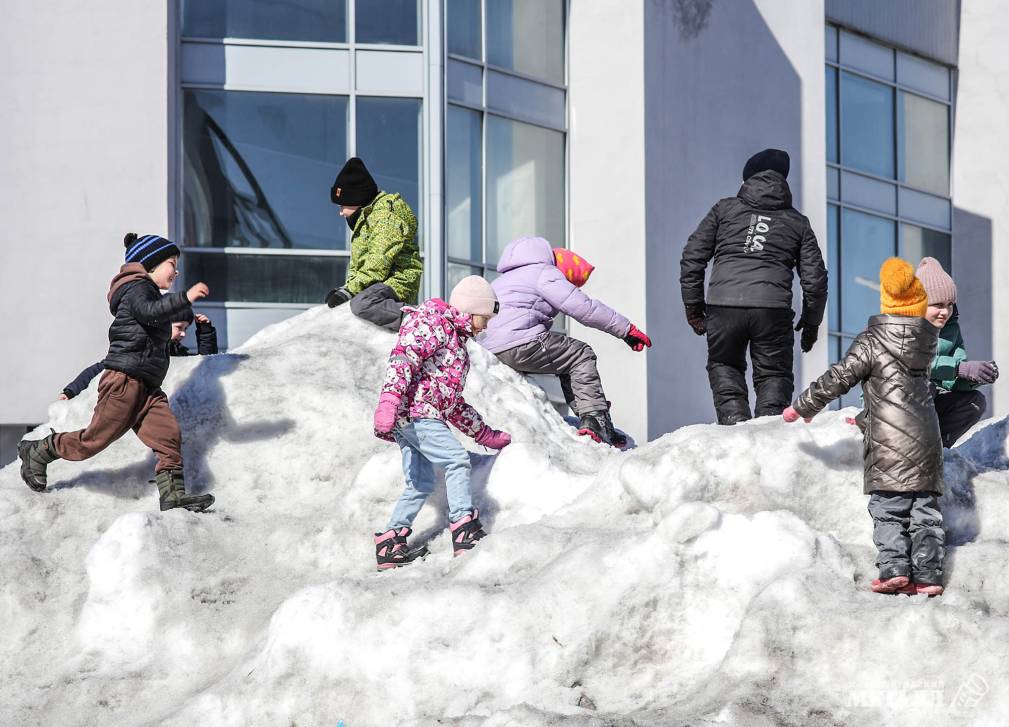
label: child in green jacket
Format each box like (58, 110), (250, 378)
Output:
(323, 157), (423, 331)
(917, 257), (998, 446)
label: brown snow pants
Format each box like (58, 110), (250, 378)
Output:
(54, 370), (183, 473)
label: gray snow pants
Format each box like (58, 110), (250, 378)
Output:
(494, 333), (608, 416)
(867, 491), (945, 585)
(351, 283), (406, 332)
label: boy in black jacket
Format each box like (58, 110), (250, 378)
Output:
(59, 310), (218, 400)
(18, 233), (215, 512)
(680, 148), (828, 424)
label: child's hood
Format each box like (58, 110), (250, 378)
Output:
(108, 263), (152, 311)
(866, 314), (939, 370)
(496, 236), (554, 274)
(402, 298), (474, 337)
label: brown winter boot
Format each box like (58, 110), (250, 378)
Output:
(17, 433), (60, 492)
(156, 470), (215, 513)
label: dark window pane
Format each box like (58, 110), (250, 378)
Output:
(486, 115), (565, 265)
(355, 0), (419, 45)
(487, 0), (564, 84)
(183, 90), (348, 250)
(825, 66), (838, 163)
(182, 253), (347, 304)
(840, 209), (895, 334)
(841, 72), (894, 178)
(356, 97), (422, 234)
(446, 106), (482, 263)
(827, 204), (839, 332)
(182, 0), (346, 43)
(899, 91), (950, 196)
(448, 0), (481, 59)
(901, 224), (951, 272)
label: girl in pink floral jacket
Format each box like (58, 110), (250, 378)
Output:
(372, 276), (512, 570)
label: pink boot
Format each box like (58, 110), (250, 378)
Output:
(374, 527), (428, 571)
(915, 583), (944, 597)
(449, 509), (486, 556)
(871, 575), (911, 593)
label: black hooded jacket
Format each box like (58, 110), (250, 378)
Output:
(680, 170), (828, 325)
(102, 264), (193, 389)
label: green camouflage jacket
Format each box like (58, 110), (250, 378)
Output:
(345, 192), (422, 302)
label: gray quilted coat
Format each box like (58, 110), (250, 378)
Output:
(793, 315), (943, 494)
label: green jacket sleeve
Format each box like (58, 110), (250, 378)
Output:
(345, 212), (410, 295)
(931, 328), (972, 391)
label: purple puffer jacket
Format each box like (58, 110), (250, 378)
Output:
(479, 236), (631, 354)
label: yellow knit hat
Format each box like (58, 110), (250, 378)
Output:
(879, 257), (928, 317)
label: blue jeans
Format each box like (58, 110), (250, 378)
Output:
(387, 419), (473, 529)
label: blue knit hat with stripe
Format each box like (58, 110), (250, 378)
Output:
(123, 232), (181, 272)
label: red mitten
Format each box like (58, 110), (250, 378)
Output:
(623, 324), (652, 352)
(782, 406), (810, 423)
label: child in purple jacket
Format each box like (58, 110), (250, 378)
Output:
(480, 236), (651, 446)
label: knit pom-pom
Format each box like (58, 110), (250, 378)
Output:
(879, 257), (915, 296)
(123, 232), (138, 249)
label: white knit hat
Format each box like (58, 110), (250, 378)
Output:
(449, 276), (499, 317)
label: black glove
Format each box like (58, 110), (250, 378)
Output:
(684, 302), (706, 336)
(325, 287), (353, 308)
(795, 319), (818, 353)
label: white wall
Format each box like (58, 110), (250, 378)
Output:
(952, 1), (1009, 417)
(0, 0), (172, 424)
(641, 0), (827, 437)
(567, 0), (649, 442)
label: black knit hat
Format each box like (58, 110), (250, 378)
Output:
(743, 148), (790, 181)
(330, 157), (379, 206)
(123, 232), (181, 272)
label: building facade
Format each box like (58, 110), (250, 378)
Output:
(2, 0), (1007, 460)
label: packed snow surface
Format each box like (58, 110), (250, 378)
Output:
(3, 306), (1009, 726)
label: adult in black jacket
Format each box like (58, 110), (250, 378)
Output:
(60, 311), (219, 399)
(680, 149), (828, 424)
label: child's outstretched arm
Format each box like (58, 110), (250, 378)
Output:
(125, 284), (192, 326)
(447, 397), (512, 450)
(537, 267), (635, 340)
(791, 332), (874, 420)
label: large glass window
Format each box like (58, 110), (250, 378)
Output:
(182, 0), (347, 43)
(183, 90), (348, 250)
(486, 117), (565, 262)
(355, 0), (419, 45)
(825, 25), (953, 392)
(183, 253), (348, 304)
(840, 72), (894, 178)
(486, 0), (565, 85)
(444, 0), (566, 288)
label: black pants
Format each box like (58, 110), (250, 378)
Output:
(934, 388), (987, 448)
(350, 283), (406, 332)
(706, 305), (794, 424)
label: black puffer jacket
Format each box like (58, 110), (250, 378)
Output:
(680, 170), (828, 325)
(102, 264), (192, 389)
(794, 315), (943, 494)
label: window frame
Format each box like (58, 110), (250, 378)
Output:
(173, 0), (430, 307)
(442, 0), (569, 290)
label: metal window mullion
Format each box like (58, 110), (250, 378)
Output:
(480, 0), (488, 275)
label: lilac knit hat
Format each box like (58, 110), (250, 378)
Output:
(449, 276), (499, 317)
(916, 257), (957, 305)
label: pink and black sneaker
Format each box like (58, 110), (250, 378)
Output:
(374, 527), (428, 571)
(449, 509), (486, 556)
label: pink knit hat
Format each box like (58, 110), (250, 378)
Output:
(916, 257), (957, 305)
(449, 275), (499, 317)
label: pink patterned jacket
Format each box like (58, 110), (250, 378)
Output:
(379, 298), (485, 439)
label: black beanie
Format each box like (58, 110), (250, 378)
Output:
(330, 157), (379, 206)
(123, 232), (181, 272)
(742, 148), (790, 181)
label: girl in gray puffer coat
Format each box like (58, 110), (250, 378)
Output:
(783, 258), (945, 596)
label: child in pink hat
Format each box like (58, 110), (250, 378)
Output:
(371, 276), (511, 570)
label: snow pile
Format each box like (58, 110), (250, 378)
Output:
(2, 305), (1009, 726)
